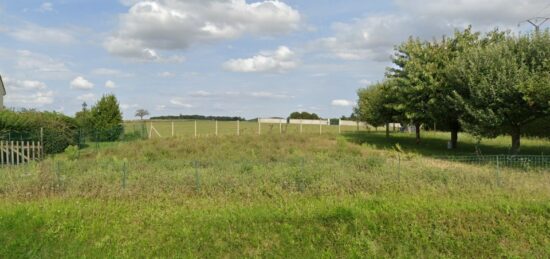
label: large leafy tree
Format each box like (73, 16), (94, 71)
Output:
(387, 38), (435, 143)
(91, 94), (123, 141)
(356, 81), (401, 138)
(452, 32), (548, 153)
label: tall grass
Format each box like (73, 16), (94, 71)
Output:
(0, 134), (549, 257)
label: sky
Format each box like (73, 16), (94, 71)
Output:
(0, 0), (549, 119)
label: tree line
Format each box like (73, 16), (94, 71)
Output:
(356, 27), (550, 153)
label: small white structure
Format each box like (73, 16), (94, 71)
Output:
(0, 75), (5, 110)
(258, 118), (286, 124)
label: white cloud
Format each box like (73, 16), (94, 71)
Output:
(156, 104), (167, 111)
(331, 99), (355, 107)
(77, 93), (96, 102)
(120, 103), (138, 110)
(2, 76), (53, 107)
(2, 77), (47, 91)
(9, 24), (75, 44)
(157, 71), (175, 78)
(248, 91), (293, 99)
(224, 46), (298, 73)
(5, 91), (54, 106)
(70, 76), (94, 90)
(317, 0), (550, 62)
(170, 98), (193, 108)
(10, 50), (71, 80)
(105, 80), (117, 89)
(39, 2), (53, 12)
(106, 0), (301, 60)
(190, 90), (212, 97)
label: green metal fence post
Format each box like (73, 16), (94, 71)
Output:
(496, 155), (501, 187)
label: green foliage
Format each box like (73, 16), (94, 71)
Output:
(64, 145), (79, 161)
(0, 110), (78, 154)
(356, 81), (400, 129)
(90, 94), (123, 142)
(288, 111), (320, 120)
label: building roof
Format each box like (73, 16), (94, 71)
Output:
(0, 75), (5, 96)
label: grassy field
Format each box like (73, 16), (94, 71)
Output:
(125, 120), (369, 138)
(0, 132), (549, 257)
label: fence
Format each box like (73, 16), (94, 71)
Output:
(0, 140), (43, 165)
(125, 119), (373, 139)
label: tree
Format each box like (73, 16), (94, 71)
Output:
(75, 102), (93, 133)
(91, 94), (123, 141)
(288, 111), (320, 120)
(356, 81), (400, 137)
(387, 37), (435, 144)
(135, 109), (150, 120)
(452, 32), (549, 153)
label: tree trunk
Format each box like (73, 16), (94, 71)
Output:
(511, 125), (521, 154)
(385, 123), (390, 138)
(415, 123), (421, 144)
(450, 121), (459, 149)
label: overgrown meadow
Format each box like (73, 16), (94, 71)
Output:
(0, 132), (549, 258)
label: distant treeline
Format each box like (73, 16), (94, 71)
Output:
(151, 115), (245, 121)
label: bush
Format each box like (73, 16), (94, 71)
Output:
(64, 145), (80, 161)
(0, 110), (78, 154)
(90, 95), (124, 142)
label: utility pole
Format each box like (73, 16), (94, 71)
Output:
(519, 17), (550, 32)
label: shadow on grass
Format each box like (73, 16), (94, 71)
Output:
(343, 131), (550, 156)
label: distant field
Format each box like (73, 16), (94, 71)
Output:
(1, 133), (549, 257)
(124, 120), (371, 138)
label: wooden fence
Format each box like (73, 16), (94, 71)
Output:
(0, 141), (43, 165)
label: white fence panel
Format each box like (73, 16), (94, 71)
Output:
(289, 119), (330, 125)
(258, 118), (287, 124)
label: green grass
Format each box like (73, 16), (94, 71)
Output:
(1, 133), (549, 258)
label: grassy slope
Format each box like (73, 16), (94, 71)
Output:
(1, 133), (549, 258)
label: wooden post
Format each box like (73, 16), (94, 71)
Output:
(194, 120), (197, 138)
(40, 128), (44, 148)
(0, 141), (3, 165)
(319, 119), (322, 135)
(300, 120), (303, 134)
(258, 120), (261, 135)
(237, 120), (240, 136)
(338, 119), (341, 134)
(149, 122), (153, 139)
(279, 121), (282, 134)
(32, 141), (35, 161)
(171, 121), (175, 137)
(15, 141), (19, 165)
(215, 120), (218, 136)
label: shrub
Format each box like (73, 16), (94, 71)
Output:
(64, 145), (80, 161)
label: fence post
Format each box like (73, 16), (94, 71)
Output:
(237, 120), (240, 136)
(194, 120), (197, 138)
(258, 120), (261, 135)
(215, 120), (218, 136)
(496, 155), (501, 187)
(339, 119), (341, 134)
(319, 119), (322, 135)
(194, 161), (201, 192)
(171, 121), (175, 137)
(300, 120), (303, 134)
(279, 121), (282, 134)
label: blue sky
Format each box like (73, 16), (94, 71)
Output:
(0, 0), (548, 119)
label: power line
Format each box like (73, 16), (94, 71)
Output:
(519, 17), (550, 32)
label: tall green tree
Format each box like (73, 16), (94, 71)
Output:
(452, 32), (548, 153)
(91, 94), (123, 141)
(356, 81), (400, 137)
(387, 37), (435, 143)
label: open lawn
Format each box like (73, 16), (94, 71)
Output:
(0, 133), (549, 257)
